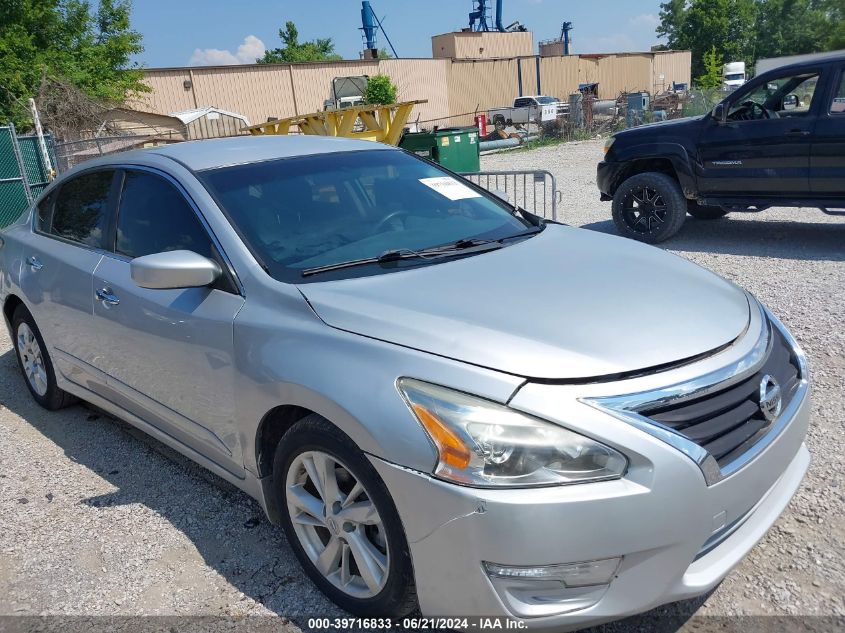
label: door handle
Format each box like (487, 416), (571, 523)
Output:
(95, 288), (120, 307)
(785, 129), (811, 136)
(27, 256), (43, 271)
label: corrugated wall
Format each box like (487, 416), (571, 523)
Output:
(654, 51), (693, 92)
(379, 59), (451, 127)
(577, 54), (654, 99)
(539, 56), (580, 99)
(136, 51), (691, 130)
(446, 58), (520, 126)
(519, 57), (539, 96)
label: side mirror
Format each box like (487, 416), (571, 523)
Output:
(490, 188), (513, 204)
(712, 103), (727, 124)
(130, 250), (221, 290)
(783, 94), (799, 110)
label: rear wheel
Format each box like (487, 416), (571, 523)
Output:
(274, 414), (416, 616)
(11, 305), (75, 410)
(687, 201), (729, 220)
(612, 172), (686, 243)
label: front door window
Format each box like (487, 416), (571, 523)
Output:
(728, 72), (820, 121)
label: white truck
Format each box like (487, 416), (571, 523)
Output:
(488, 95), (566, 127)
(722, 61), (747, 90)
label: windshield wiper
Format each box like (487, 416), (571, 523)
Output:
(499, 225), (545, 241)
(300, 242), (502, 277)
(437, 225), (545, 252)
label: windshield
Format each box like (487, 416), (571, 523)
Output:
(535, 96), (559, 104)
(724, 73), (744, 82)
(199, 149), (531, 283)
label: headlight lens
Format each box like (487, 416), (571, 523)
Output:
(603, 136), (616, 156)
(398, 379), (627, 487)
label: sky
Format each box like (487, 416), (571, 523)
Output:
(129, 0), (666, 68)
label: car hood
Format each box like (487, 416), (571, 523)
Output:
(299, 225), (750, 380)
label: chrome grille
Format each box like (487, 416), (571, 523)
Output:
(640, 324), (801, 468)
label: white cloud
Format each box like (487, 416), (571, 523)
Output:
(629, 13), (660, 29)
(189, 35), (266, 66)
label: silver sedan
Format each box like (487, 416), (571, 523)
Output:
(0, 136), (810, 629)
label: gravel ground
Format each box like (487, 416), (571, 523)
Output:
(0, 139), (842, 632)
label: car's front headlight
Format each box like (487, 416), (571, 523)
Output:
(398, 379), (627, 488)
(603, 136), (616, 156)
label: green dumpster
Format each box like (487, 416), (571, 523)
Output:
(399, 127), (480, 173)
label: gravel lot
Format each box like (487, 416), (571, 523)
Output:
(1, 139), (842, 631)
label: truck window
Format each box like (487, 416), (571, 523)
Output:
(728, 72), (819, 121)
(514, 98), (531, 108)
(831, 72), (845, 114)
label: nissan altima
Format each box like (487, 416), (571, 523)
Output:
(0, 136), (810, 629)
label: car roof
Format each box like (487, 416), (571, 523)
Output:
(759, 51), (845, 76)
(110, 135), (397, 172)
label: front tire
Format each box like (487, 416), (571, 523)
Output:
(274, 414), (416, 617)
(11, 305), (75, 410)
(612, 172), (687, 243)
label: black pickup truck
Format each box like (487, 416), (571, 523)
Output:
(598, 53), (845, 243)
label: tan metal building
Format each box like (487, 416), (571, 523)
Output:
(431, 31), (533, 60)
(132, 51), (691, 131)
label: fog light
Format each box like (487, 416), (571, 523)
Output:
(484, 557), (621, 588)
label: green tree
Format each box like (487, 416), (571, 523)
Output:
(363, 74), (397, 105)
(696, 46), (725, 87)
(657, 0), (843, 77)
(656, 0), (688, 47)
(258, 21), (342, 63)
(754, 0), (830, 60)
(682, 0), (757, 78)
(658, 0), (756, 77)
(0, 0), (146, 130)
(823, 0), (845, 49)
(377, 47), (393, 59)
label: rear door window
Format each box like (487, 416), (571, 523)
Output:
(50, 170), (114, 248)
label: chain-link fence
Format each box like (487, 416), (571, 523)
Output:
(53, 132), (184, 173)
(0, 125), (57, 227)
(463, 88), (726, 151)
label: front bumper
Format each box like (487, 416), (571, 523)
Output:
(597, 161), (625, 200)
(370, 352), (811, 629)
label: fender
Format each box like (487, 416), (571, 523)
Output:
(611, 142), (698, 198)
(232, 299), (525, 479)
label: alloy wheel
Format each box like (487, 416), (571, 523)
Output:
(285, 450), (389, 598)
(621, 186), (668, 234)
(16, 323), (48, 397)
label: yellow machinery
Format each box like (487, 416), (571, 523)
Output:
(243, 100), (426, 146)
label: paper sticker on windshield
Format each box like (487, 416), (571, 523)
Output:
(419, 177), (481, 201)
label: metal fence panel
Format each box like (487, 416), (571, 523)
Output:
(0, 127), (30, 227)
(18, 134), (54, 200)
(460, 169), (560, 221)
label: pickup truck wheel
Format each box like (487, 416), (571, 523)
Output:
(687, 202), (729, 220)
(274, 414), (417, 617)
(612, 172), (686, 243)
(492, 115), (506, 128)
